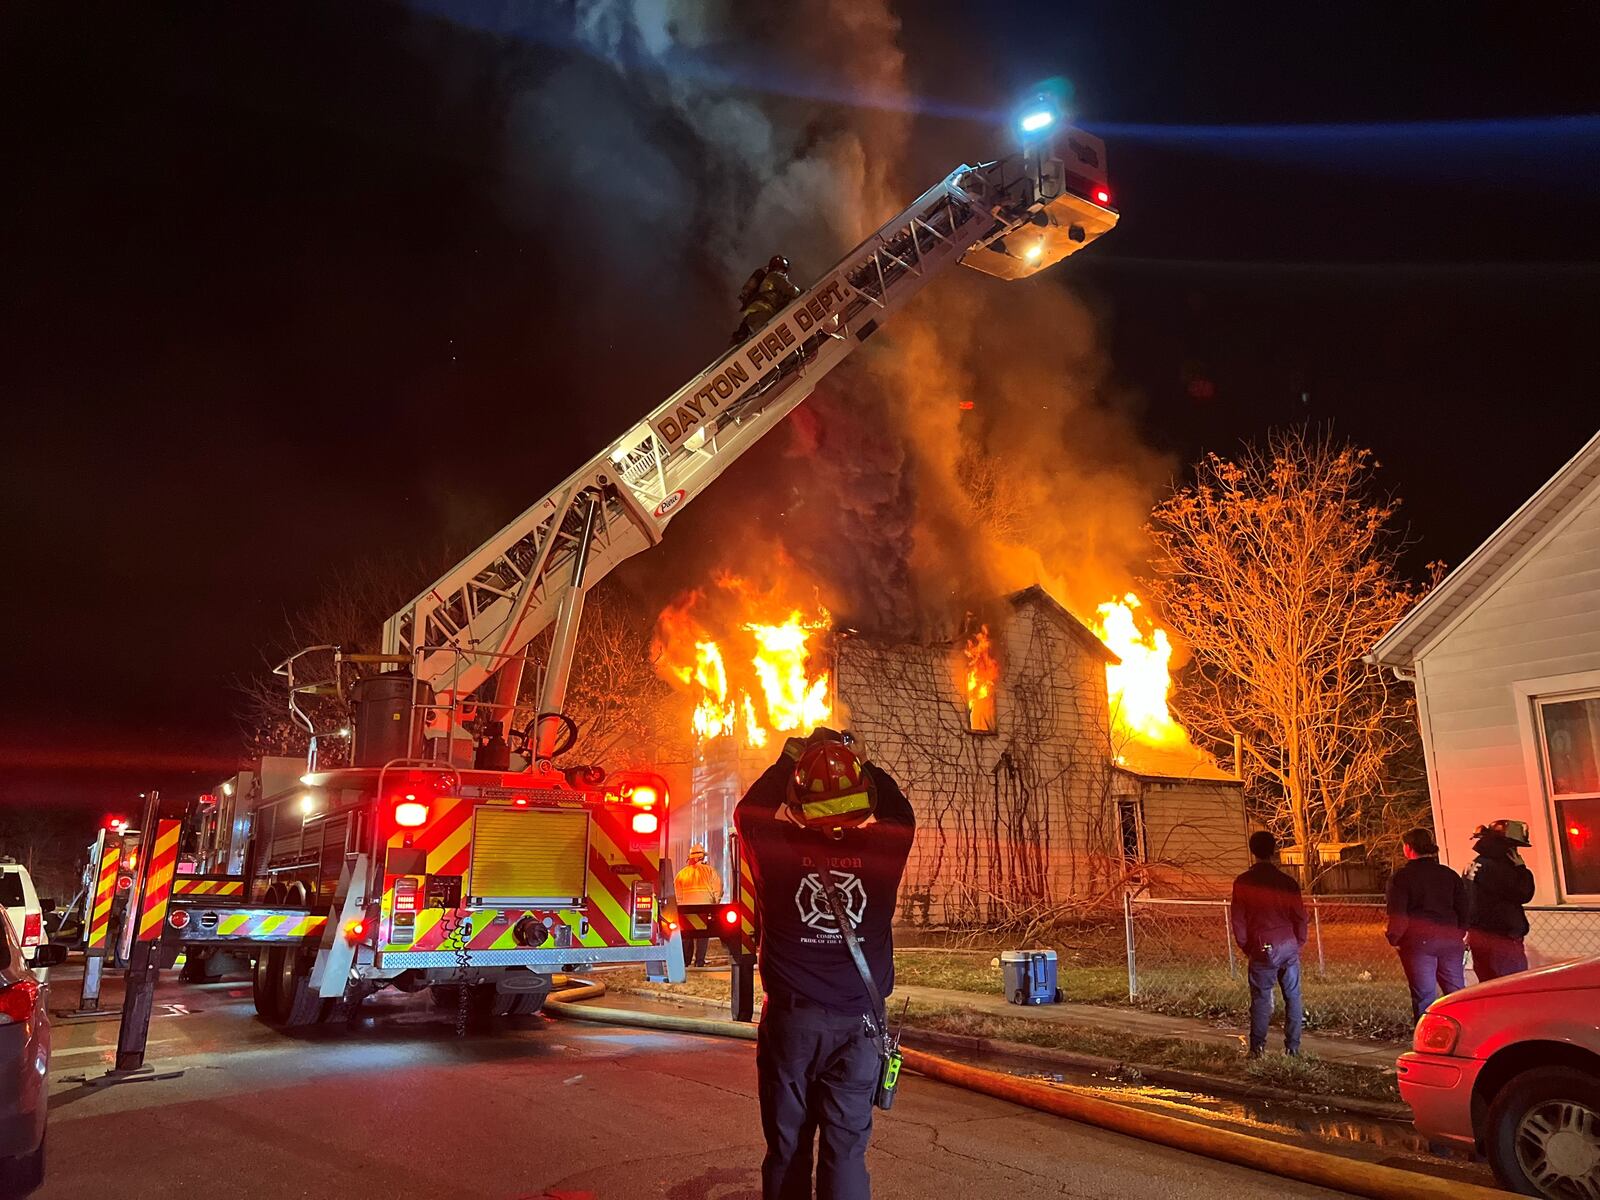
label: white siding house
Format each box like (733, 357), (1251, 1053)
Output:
(1371, 428), (1600, 966)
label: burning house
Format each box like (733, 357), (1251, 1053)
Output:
(659, 579), (1247, 926)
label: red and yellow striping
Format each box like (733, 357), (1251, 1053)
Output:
(173, 877), (246, 897)
(86, 840), (121, 952)
(136, 819), (183, 942)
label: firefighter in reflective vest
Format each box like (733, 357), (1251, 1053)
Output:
(674, 844), (723, 967)
(735, 728), (915, 1200)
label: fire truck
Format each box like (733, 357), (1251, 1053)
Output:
(153, 99), (1120, 1031)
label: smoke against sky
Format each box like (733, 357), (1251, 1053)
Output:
(483, 0), (1171, 633)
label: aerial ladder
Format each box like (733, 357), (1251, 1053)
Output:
(113, 105), (1120, 1055)
(379, 106), (1119, 767)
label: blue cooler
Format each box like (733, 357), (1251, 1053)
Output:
(1001, 950), (1059, 1005)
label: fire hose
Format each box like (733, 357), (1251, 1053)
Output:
(542, 988), (1507, 1200)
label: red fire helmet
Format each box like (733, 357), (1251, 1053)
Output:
(786, 738), (876, 832)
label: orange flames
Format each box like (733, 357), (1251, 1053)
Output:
(656, 576), (832, 750)
(964, 625), (997, 731)
(1092, 592), (1188, 750)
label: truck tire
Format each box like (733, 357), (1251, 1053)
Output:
(273, 949), (330, 1030)
(252, 947), (285, 1023)
(1485, 1065), (1600, 1197)
(503, 991), (546, 1016)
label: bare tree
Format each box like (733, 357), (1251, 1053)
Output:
(1145, 429), (1430, 860)
(513, 584), (691, 770)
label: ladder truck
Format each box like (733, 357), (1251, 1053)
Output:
(155, 103), (1119, 1032)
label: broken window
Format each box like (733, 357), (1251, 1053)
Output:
(1118, 800), (1145, 862)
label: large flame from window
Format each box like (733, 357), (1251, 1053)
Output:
(1092, 593), (1186, 748)
(655, 578), (831, 750)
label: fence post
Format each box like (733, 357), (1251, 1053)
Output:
(1223, 899), (1236, 980)
(1123, 891), (1138, 1000)
(1313, 897), (1326, 979)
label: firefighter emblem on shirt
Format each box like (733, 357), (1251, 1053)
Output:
(795, 870), (867, 932)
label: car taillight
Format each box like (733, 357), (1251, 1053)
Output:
(0, 978), (39, 1025)
(393, 800), (429, 828)
(21, 912), (41, 947)
(1414, 1012), (1461, 1055)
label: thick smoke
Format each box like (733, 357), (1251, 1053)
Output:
(480, 0), (1169, 634)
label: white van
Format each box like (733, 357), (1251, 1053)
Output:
(0, 863), (42, 964)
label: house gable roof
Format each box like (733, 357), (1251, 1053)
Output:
(1008, 585), (1119, 664)
(1371, 427), (1600, 668)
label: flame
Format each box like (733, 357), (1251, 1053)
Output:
(690, 641), (734, 740)
(964, 625), (997, 731)
(1093, 593), (1186, 747)
(656, 578), (831, 750)
(748, 610), (832, 733)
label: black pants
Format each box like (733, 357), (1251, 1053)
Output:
(690, 935), (709, 967)
(757, 997), (880, 1200)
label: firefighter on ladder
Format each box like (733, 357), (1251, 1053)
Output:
(732, 255), (801, 345)
(735, 728), (915, 1200)
(674, 843), (723, 967)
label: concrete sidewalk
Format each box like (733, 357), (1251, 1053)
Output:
(669, 965), (1400, 1071)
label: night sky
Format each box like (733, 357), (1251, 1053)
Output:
(5, 2), (1598, 824)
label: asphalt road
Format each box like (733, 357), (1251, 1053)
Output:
(32, 969), (1361, 1200)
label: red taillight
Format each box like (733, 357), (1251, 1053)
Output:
(344, 919), (368, 943)
(167, 909), (190, 931)
(1094, 187), (1111, 205)
(666, 920), (678, 932)
(21, 912), (41, 947)
(393, 801), (429, 828)
(116, 875), (133, 893)
(630, 784), (659, 809)
(631, 811), (659, 835)
(721, 907), (740, 927)
(0, 978), (39, 1025)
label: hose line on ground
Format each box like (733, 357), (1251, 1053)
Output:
(543, 996), (1504, 1200)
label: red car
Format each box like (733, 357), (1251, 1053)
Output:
(0, 913), (65, 1195)
(1398, 955), (1600, 1198)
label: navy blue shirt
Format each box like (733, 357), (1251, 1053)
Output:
(734, 757), (915, 1013)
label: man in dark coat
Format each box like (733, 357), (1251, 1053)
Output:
(1465, 819), (1537, 981)
(1386, 826), (1469, 1022)
(1230, 831), (1308, 1057)
(735, 728), (914, 1200)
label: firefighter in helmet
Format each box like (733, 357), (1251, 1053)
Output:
(674, 843), (723, 968)
(1465, 818), (1536, 981)
(734, 727), (915, 1200)
(732, 254), (801, 345)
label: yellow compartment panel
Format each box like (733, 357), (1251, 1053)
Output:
(470, 809), (589, 903)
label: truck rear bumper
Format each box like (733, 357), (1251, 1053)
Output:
(374, 945), (664, 969)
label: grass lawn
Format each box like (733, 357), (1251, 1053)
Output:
(893, 947), (1414, 1042)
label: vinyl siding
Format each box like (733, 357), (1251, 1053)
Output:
(1415, 483), (1600, 914)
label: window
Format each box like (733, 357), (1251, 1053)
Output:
(1535, 692), (1600, 896)
(0, 874), (24, 908)
(1118, 800), (1145, 862)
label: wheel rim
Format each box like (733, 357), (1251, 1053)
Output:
(1515, 1098), (1600, 1199)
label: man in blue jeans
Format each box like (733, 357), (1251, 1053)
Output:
(1386, 826), (1468, 1021)
(1230, 831), (1307, 1057)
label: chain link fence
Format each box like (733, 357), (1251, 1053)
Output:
(1121, 897), (1600, 1042)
